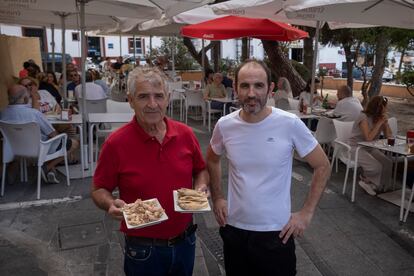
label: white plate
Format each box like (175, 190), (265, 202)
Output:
(173, 190), (211, 213)
(123, 198), (168, 229)
(46, 114), (60, 121)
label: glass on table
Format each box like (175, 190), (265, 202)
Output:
(406, 130), (414, 153)
(387, 136), (395, 146)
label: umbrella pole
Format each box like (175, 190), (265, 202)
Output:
(133, 35), (136, 67)
(171, 37), (176, 80)
(51, 24), (55, 73)
(202, 39), (205, 88)
(310, 20), (321, 112)
(119, 34), (122, 56)
(60, 14), (67, 98)
(80, 0), (88, 159)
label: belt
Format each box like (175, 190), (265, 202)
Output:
(125, 223), (197, 247)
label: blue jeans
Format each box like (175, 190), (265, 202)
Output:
(124, 233), (196, 276)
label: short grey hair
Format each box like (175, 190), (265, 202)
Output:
(338, 85), (352, 97)
(127, 66), (169, 97)
(8, 85), (28, 105)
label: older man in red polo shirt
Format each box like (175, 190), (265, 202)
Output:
(91, 66), (209, 276)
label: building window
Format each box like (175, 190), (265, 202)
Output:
(72, 32), (79, 41)
(128, 38), (142, 55)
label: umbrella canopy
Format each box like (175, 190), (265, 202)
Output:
(284, 0), (414, 30)
(181, 15), (309, 41)
(212, 0), (374, 29)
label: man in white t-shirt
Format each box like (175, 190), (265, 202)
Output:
(75, 71), (107, 100)
(207, 60), (330, 275)
(333, 85), (363, 121)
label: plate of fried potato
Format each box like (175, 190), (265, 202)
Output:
(122, 198), (168, 229)
(173, 188), (211, 213)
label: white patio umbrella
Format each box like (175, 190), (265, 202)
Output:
(212, 0), (373, 29)
(284, 0), (414, 30)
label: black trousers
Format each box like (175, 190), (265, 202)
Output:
(219, 225), (296, 276)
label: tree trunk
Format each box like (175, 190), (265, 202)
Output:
(396, 47), (406, 84)
(211, 41), (221, 72)
(183, 37), (212, 71)
(367, 34), (389, 98)
(303, 27), (315, 73)
(262, 40), (306, 97)
(343, 44), (354, 91)
(241, 37), (249, 62)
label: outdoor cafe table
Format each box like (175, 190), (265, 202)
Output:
(46, 114), (85, 178)
(286, 110), (320, 120)
(354, 139), (414, 222)
(210, 97), (238, 116)
(88, 113), (133, 174)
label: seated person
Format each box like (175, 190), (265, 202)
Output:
(222, 71), (233, 89)
(90, 69), (110, 97)
(332, 85), (363, 121)
(0, 85), (79, 183)
(18, 77), (61, 114)
(111, 56), (124, 71)
(38, 72), (62, 104)
(348, 96), (393, 196)
(298, 78), (323, 110)
(75, 71), (107, 100)
(204, 68), (214, 86)
(273, 77), (292, 110)
(67, 71), (80, 92)
(298, 78), (322, 130)
(203, 73), (231, 113)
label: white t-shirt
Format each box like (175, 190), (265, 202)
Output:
(298, 91), (321, 110)
(210, 107), (318, 231)
(38, 89), (59, 113)
(75, 82), (107, 100)
(333, 97), (363, 122)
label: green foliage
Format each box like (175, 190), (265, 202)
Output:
(292, 60), (311, 82)
(401, 69), (414, 97)
(157, 37), (199, 70)
(218, 58), (239, 74)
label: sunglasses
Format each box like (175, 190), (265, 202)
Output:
(23, 82), (33, 88)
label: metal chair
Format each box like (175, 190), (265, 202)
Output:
(0, 121), (70, 199)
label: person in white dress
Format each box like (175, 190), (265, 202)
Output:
(273, 77), (292, 110)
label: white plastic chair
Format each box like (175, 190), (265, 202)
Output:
(0, 121), (70, 199)
(183, 90), (205, 125)
(94, 99), (134, 161)
(331, 119), (359, 201)
(313, 117), (337, 154)
(78, 98), (108, 115)
(168, 82), (184, 120)
(404, 183), (414, 222)
(388, 117), (398, 136)
(205, 100), (223, 132)
(288, 98), (300, 110)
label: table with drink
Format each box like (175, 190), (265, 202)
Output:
(354, 130), (414, 222)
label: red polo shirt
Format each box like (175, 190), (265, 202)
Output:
(93, 117), (206, 239)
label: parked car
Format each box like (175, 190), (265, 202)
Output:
(382, 68), (394, 82)
(41, 52), (74, 73)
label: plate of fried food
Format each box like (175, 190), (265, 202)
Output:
(122, 198), (168, 229)
(173, 188), (211, 213)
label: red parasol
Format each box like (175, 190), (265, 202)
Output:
(181, 15), (308, 41)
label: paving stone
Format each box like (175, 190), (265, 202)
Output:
(349, 232), (414, 271)
(58, 221), (106, 250)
